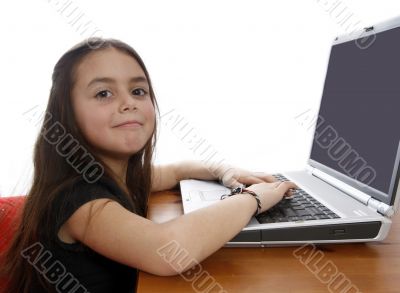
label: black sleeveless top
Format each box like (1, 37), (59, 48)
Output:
(33, 175), (139, 293)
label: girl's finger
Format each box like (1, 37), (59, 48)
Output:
(274, 181), (298, 194)
(239, 175), (265, 185)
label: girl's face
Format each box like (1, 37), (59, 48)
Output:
(71, 48), (155, 159)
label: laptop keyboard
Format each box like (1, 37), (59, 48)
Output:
(255, 174), (340, 224)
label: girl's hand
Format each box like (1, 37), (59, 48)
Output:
(217, 165), (278, 189)
(246, 181), (298, 213)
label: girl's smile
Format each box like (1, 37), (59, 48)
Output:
(113, 120), (143, 128)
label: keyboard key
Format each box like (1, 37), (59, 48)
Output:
(302, 215), (317, 220)
(308, 207), (321, 215)
(293, 206), (306, 210)
(259, 217), (275, 223)
(295, 209), (312, 217)
(328, 213), (340, 219)
(316, 214), (330, 219)
(281, 208), (296, 217)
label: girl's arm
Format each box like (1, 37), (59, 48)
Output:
(150, 163), (179, 192)
(64, 163), (295, 276)
(151, 160), (218, 192)
(63, 190), (257, 276)
(63, 182), (295, 277)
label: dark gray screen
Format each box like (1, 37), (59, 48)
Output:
(310, 27), (400, 194)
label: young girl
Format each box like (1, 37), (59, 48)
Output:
(0, 38), (296, 292)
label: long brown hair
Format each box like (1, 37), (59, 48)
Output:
(0, 38), (160, 292)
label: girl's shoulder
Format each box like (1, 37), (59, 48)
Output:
(50, 175), (134, 237)
(59, 175), (131, 208)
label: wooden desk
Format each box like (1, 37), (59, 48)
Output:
(137, 190), (400, 293)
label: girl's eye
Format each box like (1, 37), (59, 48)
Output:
(95, 90), (112, 99)
(132, 88), (148, 96)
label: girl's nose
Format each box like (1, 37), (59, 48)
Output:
(119, 92), (138, 112)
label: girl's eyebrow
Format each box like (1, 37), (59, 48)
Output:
(86, 76), (148, 88)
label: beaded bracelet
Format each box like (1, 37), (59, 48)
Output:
(220, 186), (262, 217)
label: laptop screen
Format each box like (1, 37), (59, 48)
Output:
(309, 25), (400, 202)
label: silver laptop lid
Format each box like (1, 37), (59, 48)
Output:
(307, 16), (400, 206)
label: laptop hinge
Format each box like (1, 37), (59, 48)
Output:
(311, 168), (394, 217)
(366, 197), (395, 217)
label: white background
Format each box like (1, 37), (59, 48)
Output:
(1, 0), (399, 196)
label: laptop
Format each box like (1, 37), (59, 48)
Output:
(179, 15), (400, 247)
